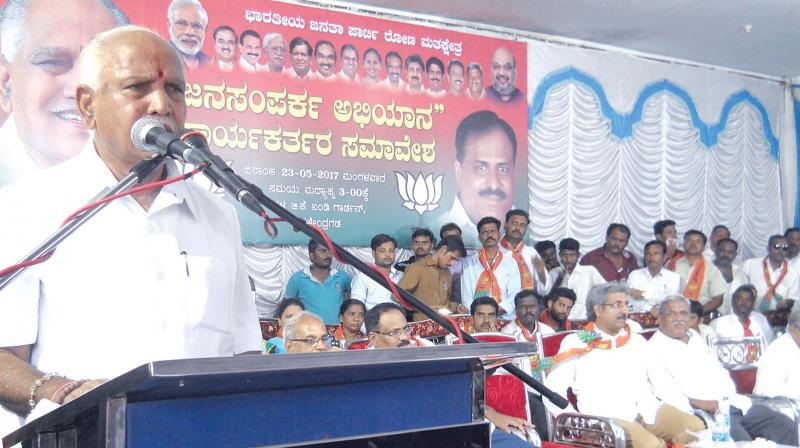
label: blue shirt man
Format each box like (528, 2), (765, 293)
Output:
(285, 239), (351, 324)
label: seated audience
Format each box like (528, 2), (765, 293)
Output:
(265, 298), (305, 354)
(500, 290), (553, 441)
(627, 240), (680, 313)
(365, 303), (432, 349)
(705, 225), (731, 260)
(546, 283), (703, 448)
(399, 236), (467, 321)
(285, 239), (351, 325)
(580, 223), (638, 281)
(654, 219), (683, 267)
(540, 288), (576, 332)
(740, 234), (798, 312)
(283, 311), (334, 353)
(687, 300), (717, 345)
(713, 237), (746, 315)
(534, 240), (560, 273)
(350, 234), (403, 310)
(461, 217), (521, 318)
(395, 227), (435, 272)
(667, 230), (726, 314)
(710, 285), (775, 344)
(754, 306), (800, 400)
(470, 296), (500, 332)
(333, 299), (366, 347)
(365, 303), (534, 448)
(646, 296), (797, 445)
(501, 290), (555, 341)
(552, 238), (606, 319)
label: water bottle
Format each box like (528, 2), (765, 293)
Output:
(712, 398), (731, 445)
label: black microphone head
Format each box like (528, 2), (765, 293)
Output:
(131, 117), (167, 154)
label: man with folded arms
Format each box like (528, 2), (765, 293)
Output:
(739, 234), (798, 312)
(646, 295), (796, 444)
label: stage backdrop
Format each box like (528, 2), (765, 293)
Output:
(526, 40), (788, 263)
(121, 0), (529, 248)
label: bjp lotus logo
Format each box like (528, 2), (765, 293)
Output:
(395, 171), (443, 224)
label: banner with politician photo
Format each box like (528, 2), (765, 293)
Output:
(0, 0), (528, 247)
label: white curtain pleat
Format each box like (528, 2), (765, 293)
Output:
(529, 79), (782, 261)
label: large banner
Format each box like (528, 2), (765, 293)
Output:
(0, 0), (528, 247)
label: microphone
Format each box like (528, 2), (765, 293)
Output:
(130, 116), (264, 216)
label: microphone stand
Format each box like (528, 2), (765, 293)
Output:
(0, 155), (168, 292)
(237, 177), (570, 409)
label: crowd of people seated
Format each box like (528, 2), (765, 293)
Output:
(269, 209), (800, 447)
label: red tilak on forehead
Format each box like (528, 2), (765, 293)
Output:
(157, 68), (163, 78)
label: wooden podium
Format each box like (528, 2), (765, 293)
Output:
(3, 342), (535, 448)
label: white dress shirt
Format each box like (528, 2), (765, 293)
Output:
(545, 325), (662, 423)
(626, 267), (681, 312)
(461, 249), (522, 318)
(0, 143), (263, 382)
(753, 332), (800, 400)
(709, 313), (775, 345)
(350, 267), (403, 310)
(551, 265), (607, 320)
(646, 329), (751, 414)
(739, 257), (800, 311)
(499, 242), (553, 297)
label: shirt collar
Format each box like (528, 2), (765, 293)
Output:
(79, 140), (200, 221)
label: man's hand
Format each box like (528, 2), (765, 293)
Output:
(62, 380), (106, 405)
(485, 406), (535, 433)
(777, 299), (795, 311)
(456, 304), (469, 314)
(630, 289), (644, 299)
(533, 256), (547, 283)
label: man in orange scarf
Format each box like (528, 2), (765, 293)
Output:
(667, 230), (726, 315)
(499, 209), (552, 299)
(461, 217), (521, 318)
(544, 283), (703, 447)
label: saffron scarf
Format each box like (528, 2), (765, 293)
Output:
(683, 257), (705, 301)
(760, 257), (788, 311)
(501, 238), (534, 289)
(474, 248), (503, 304)
(534, 322), (632, 374)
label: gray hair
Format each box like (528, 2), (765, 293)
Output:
(657, 294), (690, 315)
(166, 0), (207, 27)
(0, 0), (129, 62)
(262, 32), (283, 49)
(788, 306), (800, 332)
(78, 26), (172, 89)
(283, 311), (325, 344)
(585, 282), (631, 321)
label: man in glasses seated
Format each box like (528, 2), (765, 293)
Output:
(363, 302), (535, 447)
(739, 234), (798, 312)
(545, 283), (704, 448)
(283, 311), (335, 353)
(364, 303), (433, 349)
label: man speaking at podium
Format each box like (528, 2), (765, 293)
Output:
(0, 26), (262, 429)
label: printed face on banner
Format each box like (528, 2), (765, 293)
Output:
(35, 0), (528, 248)
(213, 28), (237, 63)
(0, 0), (118, 170)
